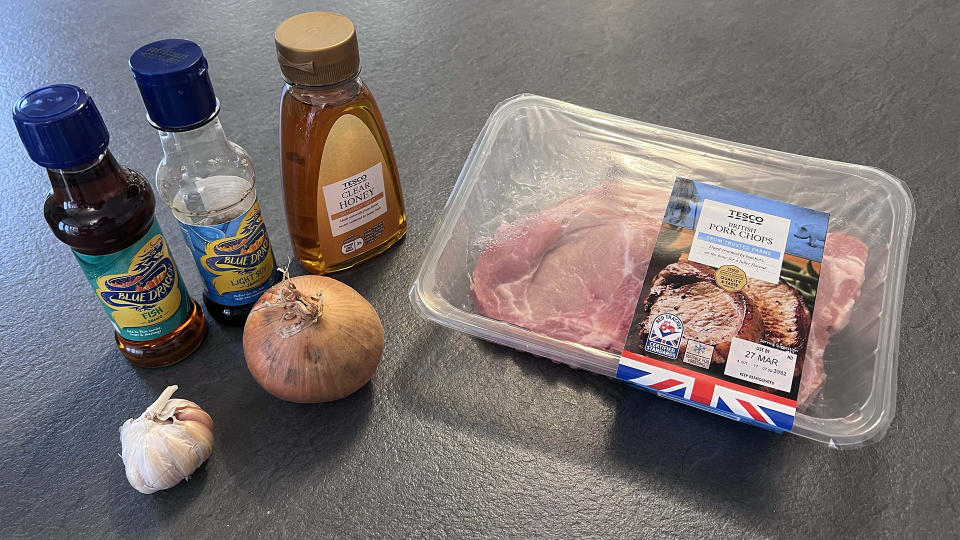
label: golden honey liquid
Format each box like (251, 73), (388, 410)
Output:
(280, 81), (406, 274)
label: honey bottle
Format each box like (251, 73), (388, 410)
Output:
(275, 12), (407, 274)
(13, 85), (206, 367)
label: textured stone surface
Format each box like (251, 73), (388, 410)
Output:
(0, 0), (957, 538)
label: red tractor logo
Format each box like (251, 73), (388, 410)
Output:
(659, 321), (677, 335)
(644, 313), (685, 360)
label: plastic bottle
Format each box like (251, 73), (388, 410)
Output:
(13, 84), (207, 367)
(130, 39), (280, 325)
(276, 12), (407, 274)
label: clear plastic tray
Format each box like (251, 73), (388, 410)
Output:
(410, 94), (915, 448)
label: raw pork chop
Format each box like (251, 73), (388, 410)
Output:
(471, 182), (669, 351)
(470, 183), (868, 409)
(797, 233), (868, 406)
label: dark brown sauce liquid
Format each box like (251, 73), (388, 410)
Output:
(202, 268), (283, 326)
(45, 154), (154, 255)
(44, 151), (206, 367)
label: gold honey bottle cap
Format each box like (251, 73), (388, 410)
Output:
(275, 12), (360, 86)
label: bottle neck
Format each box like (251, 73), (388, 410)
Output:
(154, 112), (257, 221)
(48, 150), (127, 205)
(158, 115), (233, 161)
(286, 74), (364, 107)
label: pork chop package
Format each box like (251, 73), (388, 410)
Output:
(411, 95), (914, 448)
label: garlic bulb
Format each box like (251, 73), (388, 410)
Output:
(119, 385), (214, 494)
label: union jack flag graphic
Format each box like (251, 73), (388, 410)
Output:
(617, 351), (796, 431)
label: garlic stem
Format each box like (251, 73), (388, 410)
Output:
(144, 385), (178, 418)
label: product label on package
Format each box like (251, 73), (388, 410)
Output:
(724, 338), (797, 392)
(617, 178), (830, 432)
(74, 220), (192, 341)
(314, 113), (404, 268)
(322, 162), (387, 238)
(689, 200), (791, 284)
(179, 200), (277, 306)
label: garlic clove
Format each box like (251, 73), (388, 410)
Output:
(180, 420), (215, 455)
(175, 407), (214, 431)
(121, 437), (152, 494)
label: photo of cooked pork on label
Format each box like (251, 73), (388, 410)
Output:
(633, 251), (814, 395)
(640, 258), (770, 366)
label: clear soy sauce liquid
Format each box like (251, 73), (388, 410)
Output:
(167, 173), (282, 326)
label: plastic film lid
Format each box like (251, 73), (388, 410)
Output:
(411, 94), (915, 449)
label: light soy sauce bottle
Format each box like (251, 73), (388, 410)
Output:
(130, 39), (280, 326)
(13, 84), (207, 367)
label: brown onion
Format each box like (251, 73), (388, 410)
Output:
(243, 275), (384, 403)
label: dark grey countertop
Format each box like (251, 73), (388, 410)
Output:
(1, 0), (957, 538)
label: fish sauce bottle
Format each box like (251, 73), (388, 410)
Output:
(130, 39), (280, 326)
(13, 85), (206, 367)
(276, 12), (406, 274)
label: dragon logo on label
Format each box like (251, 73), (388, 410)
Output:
(96, 235), (182, 328)
(200, 203), (275, 295)
(645, 313), (685, 360)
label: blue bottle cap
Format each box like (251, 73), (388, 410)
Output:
(12, 84), (110, 169)
(129, 39), (218, 131)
